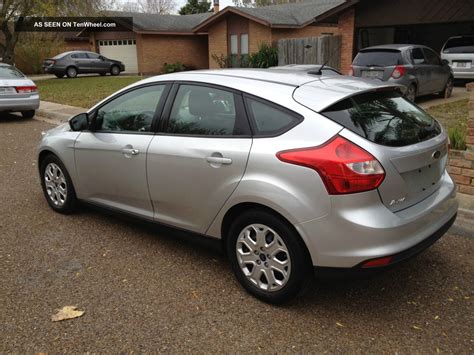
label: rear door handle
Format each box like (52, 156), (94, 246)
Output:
(206, 156), (232, 165)
(122, 148), (140, 156)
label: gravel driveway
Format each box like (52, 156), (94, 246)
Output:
(1, 116), (473, 352)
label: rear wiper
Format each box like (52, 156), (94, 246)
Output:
(365, 64), (383, 67)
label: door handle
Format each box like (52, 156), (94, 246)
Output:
(206, 156), (232, 165)
(122, 148), (140, 156)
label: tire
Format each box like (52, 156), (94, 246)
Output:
(226, 209), (312, 304)
(21, 110), (35, 119)
(54, 73), (64, 79)
(110, 65), (120, 76)
(405, 84), (416, 102)
(442, 77), (453, 99)
(40, 154), (77, 214)
(66, 66), (78, 78)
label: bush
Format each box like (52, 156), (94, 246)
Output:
(163, 62), (187, 73)
(448, 126), (467, 151)
(211, 43), (278, 69)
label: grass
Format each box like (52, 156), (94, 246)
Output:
(36, 75), (145, 108)
(426, 99), (469, 150)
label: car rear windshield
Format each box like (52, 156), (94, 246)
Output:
(353, 50), (403, 67)
(443, 37), (474, 53)
(321, 91), (441, 147)
(0, 66), (25, 79)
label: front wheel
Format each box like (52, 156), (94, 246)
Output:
(226, 209), (311, 304)
(40, 154), (77, 214)
(110, 65), (120, 76)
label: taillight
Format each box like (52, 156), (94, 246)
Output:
(15, 86), (37, 93)
(46, 59), (55, 66)
(361, 256), (393, 268)
(391, 65), (406, 79)
(348, 65), (354, 76)
(276, 136), (385, 194)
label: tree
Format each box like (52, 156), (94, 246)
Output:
(179, 0), (211, 15)
(122, 0), (177, 14)
(0, 0), (110, 64)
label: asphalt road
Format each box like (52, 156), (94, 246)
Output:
(1, 116), (473, 352)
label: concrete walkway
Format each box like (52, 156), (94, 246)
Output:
(35, 100), (85, 124)
(418, 87), (469, 109)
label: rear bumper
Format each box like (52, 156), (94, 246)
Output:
(295, 172), (458, 268)
(451, 70), (474, 79)
(0, 95), (39, 111)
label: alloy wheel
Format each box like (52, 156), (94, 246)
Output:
(236, 224), (291, 292)
(44, 163), (68, 207)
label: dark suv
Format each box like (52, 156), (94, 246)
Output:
(351, 44), (453, 101)
(43, 51), (125, 78)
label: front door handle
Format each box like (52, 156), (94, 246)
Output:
(122, 148), (140, 156)
(206, 156), (232, 165)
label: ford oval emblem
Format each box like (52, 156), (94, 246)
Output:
(432, 150), (441, 160)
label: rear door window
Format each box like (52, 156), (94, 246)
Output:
(443, 36), (474, 54)
(411, 48), (427, 65)
(353, 50), (403, 66)
(321, 91), (441, 147)
(423, 48), (441, 65)
(71, 53), (88, 59)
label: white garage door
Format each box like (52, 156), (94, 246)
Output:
(98, 39), (138, 73)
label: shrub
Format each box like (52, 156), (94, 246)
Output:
(163, 62), (187, 73)
(211, 43), (278, 69)
(448, 126), (467, 151)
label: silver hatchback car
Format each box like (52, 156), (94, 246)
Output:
(38, 70), (458, 303)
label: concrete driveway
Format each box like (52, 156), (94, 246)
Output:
(1, 116), (473, 352)
(417, 86), (469, 109)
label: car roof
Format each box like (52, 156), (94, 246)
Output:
(127, 69), (404, 112)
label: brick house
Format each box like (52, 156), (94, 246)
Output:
(68, 0), (474, 75)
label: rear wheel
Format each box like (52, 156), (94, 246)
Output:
(405, 84), (416, 102)
(442, 77), (453, 99)
(226, 209), (311, 304)
(40, 154), (77, 214)
(110, 65), (120, 76)
(66, 66), (78, 78)
(54, 73), (64, 79)
(21, 110), (35, 118)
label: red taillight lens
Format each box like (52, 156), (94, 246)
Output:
(348, 65), (354, 76)
(15, 85), (37, 93)
(276, 136), (385, 194)
(391, 65), (406, 79)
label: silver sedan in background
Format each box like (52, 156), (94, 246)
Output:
(37, 70), (458, 304)
(0, 63), (39, 118)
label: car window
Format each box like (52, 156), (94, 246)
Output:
(167, 85), (249, 136)
(71, 53), (88, 59)
(411, 48), (426, 65)
(245, 97), (302, 136)
(86, 52), (100, 59)
(353, 50), (403, 66)
(321, 91), (441, 147)
(0, 66), (25, 79)
(443, 36), (474, 54)
(96, 85), (165, 133)
(423, 49), (441, 65)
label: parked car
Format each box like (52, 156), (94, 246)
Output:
(38, 69), (458, 304)
(43, 51), (125, 78)
(351, 44), (453, 101)
(269, 64), (342, 76)
(0, 63), (39, 118)
(441, 35), (474, 80)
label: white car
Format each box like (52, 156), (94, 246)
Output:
(0, 63), (39, 118)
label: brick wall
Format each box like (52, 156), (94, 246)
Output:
(137, 34), (208, 74)
(208, 19), (228, 69)
(447, 82), (474, 195)
(338, 7), (355, 75)
(249, 21), (272, 54)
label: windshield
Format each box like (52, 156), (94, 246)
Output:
(353, 50), (403, 67)
(0, 66), (25, 79)
(322, 91), (441, 147)
(443, 37), (474, 54)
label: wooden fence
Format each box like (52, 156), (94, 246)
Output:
(277, 35), (341, 70)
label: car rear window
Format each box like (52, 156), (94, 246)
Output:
(321, 91), (441, 147)
(0, 66), (25, 79)
(353, 50), (403, 67)
(443, 36), (474, 54)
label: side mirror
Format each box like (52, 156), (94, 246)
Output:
(69, 113), (89, 131)
(99, 55), (105, 61)
(442, 59), (449, 66)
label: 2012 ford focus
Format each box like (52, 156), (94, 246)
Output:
(38, 69), (458, 304)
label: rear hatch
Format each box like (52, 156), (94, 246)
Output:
(442, 36), (474, 72)
(293, 85), (447, 212)
(352, 49), (404, 81)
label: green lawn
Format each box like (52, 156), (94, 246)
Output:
(426, 99), (468, 150)
(37, 76), (145, 108)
